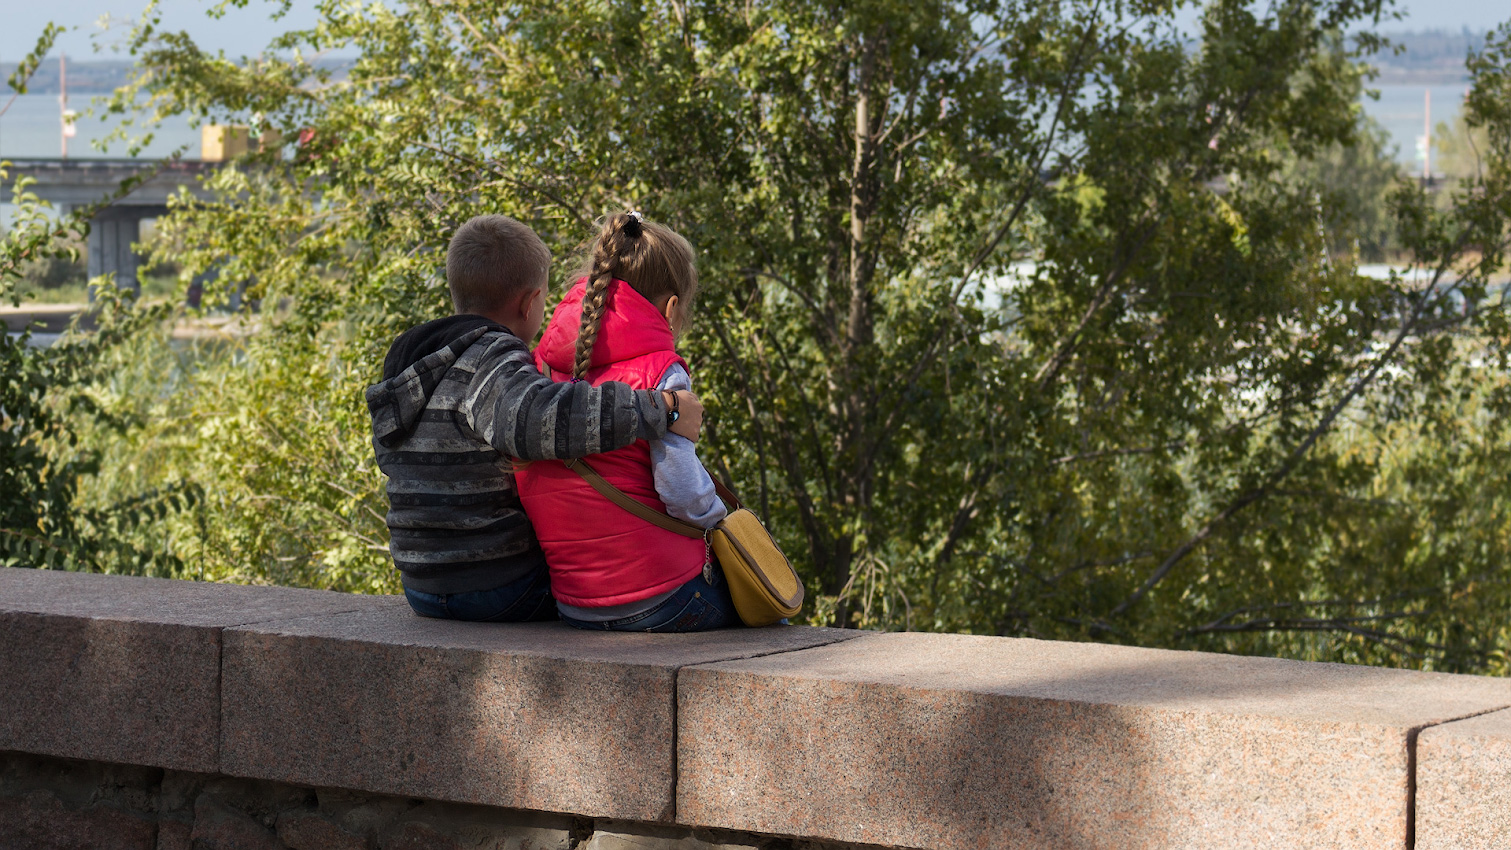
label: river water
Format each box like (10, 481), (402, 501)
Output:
(1368, 82), (1474, 165)
(1, 92), (201, 230)
(0, 92), (201, 161)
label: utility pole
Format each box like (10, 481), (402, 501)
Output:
(59, 52), (69, 160)
(1423, 88), (1431, 183)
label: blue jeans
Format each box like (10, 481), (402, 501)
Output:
(403, 566), (557, 622)
(559, 564), (739, 633)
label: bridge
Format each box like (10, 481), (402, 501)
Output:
(1, 158), (218, 293)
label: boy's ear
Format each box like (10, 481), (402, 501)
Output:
(519, 284), (545, 315)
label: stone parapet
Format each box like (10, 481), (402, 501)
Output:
(3, 567), (1510, 849)
(0, 568), (399, 773)
(678, 632), (1511, 849)
(219, 606), (857, 820)
(1416, 707), (1511, 849)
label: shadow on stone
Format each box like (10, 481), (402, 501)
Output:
(676, 632), (1511, 849)
(220, 606), (860, 823)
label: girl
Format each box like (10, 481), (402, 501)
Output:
(515, 211), (735, 632)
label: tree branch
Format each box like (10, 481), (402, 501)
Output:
(1109, 238), (1474, 619)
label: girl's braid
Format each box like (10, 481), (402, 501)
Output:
(573, 214), (637, 380)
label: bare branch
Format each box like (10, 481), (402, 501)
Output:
(705, 309), (824, 545)
(412, 140), (593, 231)
(931, 461), (998, 570)
(950, 0), (1105, 305)
(1049, 442), (1184, 466)
(1031, 220), (1160, 389)
(740, 267), (840, 347)
(436, 5), (513, 64)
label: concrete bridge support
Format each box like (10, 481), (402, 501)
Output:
(2, 159), (214, 300)
(84, 204), (167, 296)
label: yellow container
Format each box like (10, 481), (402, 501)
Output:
(201, 125), (251, 162)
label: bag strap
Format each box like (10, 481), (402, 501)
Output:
(708, 471), (742, 511)
(563, 458), (705, 539)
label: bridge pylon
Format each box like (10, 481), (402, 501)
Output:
(2, 158), (217, 297)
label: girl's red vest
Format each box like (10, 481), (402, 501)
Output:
(515, 278), (707, 607)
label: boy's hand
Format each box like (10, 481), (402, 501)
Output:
(665, 391), (704, 442)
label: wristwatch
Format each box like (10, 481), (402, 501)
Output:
(666, 391), (681, 428)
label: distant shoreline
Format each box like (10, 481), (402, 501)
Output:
(1, 57), (355, 96)
(0, 59), (135, 96)
(1370, 71), (1472, 86)
(0, 66), (1477, 96)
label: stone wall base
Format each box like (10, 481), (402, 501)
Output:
(0, 752), (874, 850)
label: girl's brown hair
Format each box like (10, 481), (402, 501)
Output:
(571, 212), (698, 379)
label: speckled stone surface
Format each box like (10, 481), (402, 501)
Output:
(678, 632), (1511, 850)
(1416, 707), (1511, 849)
(219, 606), (859, 822)
(0, 568), (401, 772)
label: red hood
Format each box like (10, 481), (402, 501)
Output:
(537, 278), (676, 375)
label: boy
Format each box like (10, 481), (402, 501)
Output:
(365, 214), (703, 621)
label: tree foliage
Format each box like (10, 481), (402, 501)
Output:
(14, 1), (1511, 668)
(1, 31), (196, 576)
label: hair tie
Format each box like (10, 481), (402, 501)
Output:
(623, 210), (644, 239)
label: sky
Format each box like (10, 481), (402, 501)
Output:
(1385, 0), (1510, 31)
(0, 0), (328, 62)
(1, 0), (1508, 61)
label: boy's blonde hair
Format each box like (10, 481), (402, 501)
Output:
(446, 215), (551, 316)
(571, 212), (698, 379)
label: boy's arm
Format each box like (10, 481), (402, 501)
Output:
(462, 334), (691, 460)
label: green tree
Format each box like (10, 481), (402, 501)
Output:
(1435, 106), (1494, 182)
(1283, 111), (1403, 262)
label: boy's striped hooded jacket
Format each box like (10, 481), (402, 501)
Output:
(365, 314), (670, 594)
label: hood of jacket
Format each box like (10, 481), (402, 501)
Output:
(366, 314), (509, 449)
(536, 278), (677, 377)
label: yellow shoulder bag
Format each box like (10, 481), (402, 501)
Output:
(562, 458), (803, 626)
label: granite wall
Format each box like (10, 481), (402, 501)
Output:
(2, 567), (1508, 850)
(0, 751), (842, 850)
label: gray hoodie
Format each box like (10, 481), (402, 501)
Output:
(365, 315), (669, 594)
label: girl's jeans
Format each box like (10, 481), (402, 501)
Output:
(559, 564), (739, 633)
(403, 565), (557, 623)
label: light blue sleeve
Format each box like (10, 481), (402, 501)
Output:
(650, 364), (728, 529)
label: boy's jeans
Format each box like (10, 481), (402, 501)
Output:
(403, 566), (557, 622)
(559, 564), (738, 633)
